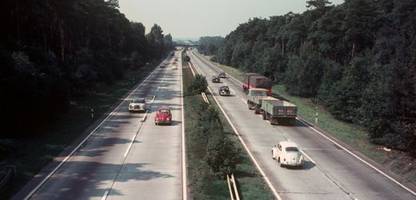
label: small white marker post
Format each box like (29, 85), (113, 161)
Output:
(91, 108), (95, 119)
(315, 109), (318, 125)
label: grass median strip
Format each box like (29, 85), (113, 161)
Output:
(183, 57), (273, 199)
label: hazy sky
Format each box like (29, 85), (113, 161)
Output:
(118, 0), (344, 39)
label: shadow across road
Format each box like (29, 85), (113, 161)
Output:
(30, 161), (174, 200)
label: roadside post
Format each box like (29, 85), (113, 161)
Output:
(91, 108), (95, 119)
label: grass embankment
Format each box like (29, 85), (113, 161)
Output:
(2, 62), (158, 198)
(183, 58), (273, 199)
(210, 58), (416, 185)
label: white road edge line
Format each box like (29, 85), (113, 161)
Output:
(241, 98), (246, 104)
(297, 118), (416, 196)
(180, 51), (188, 200)
(101, 190), (109, 200)
(23, 64), (162, 200)
(124, 130), (140, 158)
(197, 67), (282, 200)
(195, 51), (416, 197)
(141, 95), (156, 122)
(299, 149), (316, 164)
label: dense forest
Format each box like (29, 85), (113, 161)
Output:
(200, 0), (416, 155)
(0, 0), (173, 136)
(197, 36), (224, 55)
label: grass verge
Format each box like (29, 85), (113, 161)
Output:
(209, 57), (416, 186)
(205, 93), (274, 199)
(1, 62), (158, 198)
(183, 56), (273, 199)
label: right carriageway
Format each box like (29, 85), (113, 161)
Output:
(188, 50), (416, 200)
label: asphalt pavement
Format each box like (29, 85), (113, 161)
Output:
(14, 51), (184, 200)
(189, 50), (416, 200)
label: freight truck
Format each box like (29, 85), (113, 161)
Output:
(261, 97), (297, 125)
(242, 73), (272, 95)
(247, 88), (269, 114)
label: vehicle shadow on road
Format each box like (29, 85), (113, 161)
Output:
(273, 120), (311, 127)
(284, 160), (316, 170)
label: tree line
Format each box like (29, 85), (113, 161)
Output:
(0, 0), (173, 136)
(202, 0), (416, 155)
(197, 36), (224, 55)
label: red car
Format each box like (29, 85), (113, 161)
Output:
(155, 106), (172, 125)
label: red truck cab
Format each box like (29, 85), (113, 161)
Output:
(155, 106), (172, 125)
(243, 73), (272, 95)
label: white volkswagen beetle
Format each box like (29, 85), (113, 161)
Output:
(129, 98), (147, 112)
(272, 141), (304, 168)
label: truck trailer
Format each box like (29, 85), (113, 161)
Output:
(261, 97), (297, 125)
(247, 88), (269, 114)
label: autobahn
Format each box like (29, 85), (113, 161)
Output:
(188, 50), (416, 200)
(13, 51), (185, 200)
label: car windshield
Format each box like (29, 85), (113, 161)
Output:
(159, 109), (170, 113)
(134, 99), (145, 103)
(285, 147), (299, 152)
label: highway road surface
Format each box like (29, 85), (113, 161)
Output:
(189, 50), (416, 200)
(14, 51), (185, 200)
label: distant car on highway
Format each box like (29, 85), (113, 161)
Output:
(212, 76), (220, 83)
(155, 106), (172, 125)
(218, 72), (227, 78)
(129, 98), (147, 113)
(219, 85), (231, 96)
(272, 141), (304, 168)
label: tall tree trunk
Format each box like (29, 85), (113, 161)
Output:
(351, 42), (356, 60)
(59, 19), (65, 61)
(15, 0), (21, 43)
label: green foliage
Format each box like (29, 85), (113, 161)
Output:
(187, 74), (208, 95)
(284, 43), (324, 97)
(205, 134), (240, 177)
(214, 0), (416, 155)
(198, 36), (225, 55)
(0, 0), (174, 136)
(185, 90), (240, 197)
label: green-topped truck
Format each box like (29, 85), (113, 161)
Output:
(261, 97), (297, 125)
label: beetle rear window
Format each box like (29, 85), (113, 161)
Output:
(159, 109), (170, 113)
(285, 147), (299, 152)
